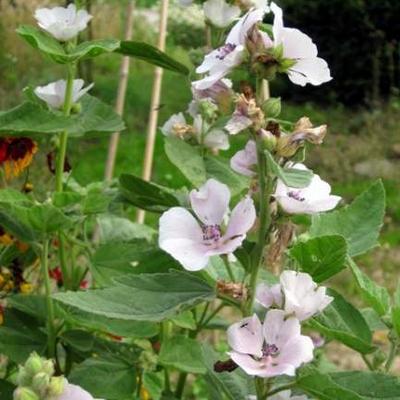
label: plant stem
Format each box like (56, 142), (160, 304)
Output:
(245, 134), (271, 316)
(223, 256), (235, 281)
(55, 62), (76, 289)
(361, 354), (374, 371)
(41, 239), (56, 358)
(255, 377), (266, 400)
(385, 339), (398, 372)
(160, 321), (172, 393)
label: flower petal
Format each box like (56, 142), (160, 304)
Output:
(256, 283), (283, 308)
(190, 179), (230, 225)
(229, 351), (266, 376)
(57, 381), (100, 400)
(276, 335), (314, 368)
(227, 314), (263, 357)
(288, 57), (332, 87)
(225, 196), (256, 239)
(158, 207), (209, 271)
(230, 140), (257, 176)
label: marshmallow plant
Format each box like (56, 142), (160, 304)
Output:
(0, 1), (398, 400)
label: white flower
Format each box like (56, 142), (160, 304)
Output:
(230, 140), (258, 177)
(57, 381), (103, 400)
(193, 7), (268, 90)
(248, 391), (308, 400)
(161, 113), (188, 136)
(227, 311), (314, 377)
(34, 79), (94, 109)
(256, 271), (333, 321)
(159, 179), (256, 270)
(35, 4), (92, 42)
(269, 2), (332, 86)
(203, 0), (241, 28)
(274, 163), (341, 215)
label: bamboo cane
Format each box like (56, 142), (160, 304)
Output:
(104, 0), (135, 182)
(136, 0), (169, 224)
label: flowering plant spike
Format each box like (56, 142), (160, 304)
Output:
(0, 1), (398, 399)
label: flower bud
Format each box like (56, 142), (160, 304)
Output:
(16, 369), (32, 387)
(41, 360), (55, 376)
(373, 349), (387, 369)
(261, 97), (281, 118)
(13, 387), (40, 400)
(259, 129), (277, 152)
(47, 376), (65, 397)
(198, 99), (218, 121)
(32, 372), (50, 395)
(71, 102), (82, 114)
(24, 353), (43, 376)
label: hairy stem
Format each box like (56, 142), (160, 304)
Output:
(55, 61), (76, 289)
(41, 239), (56, 358)
(245, 134), (272, 316)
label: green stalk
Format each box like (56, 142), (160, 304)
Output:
(385, 339), (398, 372)
(245, 134), (272, 316)
(55, 62), (76, 289)
(41, 239), (56, 357)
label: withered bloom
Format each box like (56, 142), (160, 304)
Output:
(276, 117), (327, 158)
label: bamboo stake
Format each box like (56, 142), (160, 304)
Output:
(136, 0), (169, 224)
(104, 0), (135, 182)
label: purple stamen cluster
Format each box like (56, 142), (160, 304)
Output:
(262, 343), (279, 357)
(288, 190), (305, 202)
(202, 224), (222, 242)
(216, 43), (236, 60)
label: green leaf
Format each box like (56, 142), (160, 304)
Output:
(159, 335), (206, 374)
(61, 329), (95, 353)
(68, 39), (120, 61)
(170, 310), (197, 330)
(97, 215), (156, 243)
(17, 26), (120, 63)
(119, 174), (181, 213)
(17, 25), (68, 63)
(116, 41), (189, 75)
(69, 95), (126, 138)
(69, 355), (137, 399)
(0, 309), (47, 363)
(0, 96), (125, 138)
(64, 308), (159, 338)
(289, 235), (348, 282)
(143, 372), (164, 400)
(392, 283), (400, 337)
(202, 345), (253, 400)
(265, 150), (313, 188)
(205, 155), (250, 197)
(298, 370), (400, 400)
(310, 181), (385, 256)
(348, 258), (390, 317)
(53, 270), (215, 321)
(90, 240), (178, 286)
(0, 203), (74, 241)
(0, 189), (31, 204)
(309, 289), (375, 354)
(164, 137), (207, 187)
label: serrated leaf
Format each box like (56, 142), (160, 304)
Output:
(53, 270), (215, 321)
(298, 370), (400, 400)
(289, 235), (347, 282)
(348, 258), (390, 317)
(116, 41), (189, 75)
(310, 181), (385, 256)
(119, 174), (181, 213)
(265, 150), (313, 188)
(159, 335), (206, 374)
(309, 289), (375, 354)
(164, 137), (207, 188)
(69, 355), (137, 399)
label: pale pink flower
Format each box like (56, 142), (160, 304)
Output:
(274, 163), (341, 215)
(248, 391), (308, 400)
(230, 140), (257, 176)
(159, 179), (256, 271)
(203, 0), (241, 28)
(269, 3), (332, 86)
(193, 7), (267, 90)
(57, 381), (103, 400)
(227, 311), (314, 377)
(256, 271), (333, 321)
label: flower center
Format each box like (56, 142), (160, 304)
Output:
(202, 224), (222, 242)
(288, 190), (305, 202)
(216, 43), (236, 60)
(262, 343), (279, 357)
